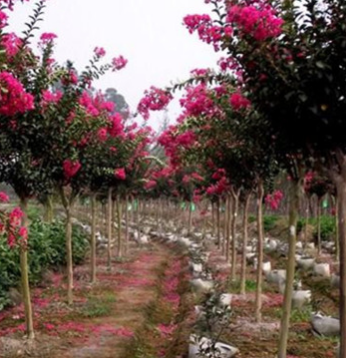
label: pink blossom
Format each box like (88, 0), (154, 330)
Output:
(97, 127), (108, 142)
(63, 159), (81, 179)
(9, 207), (24, 226)
(112, 55), (128, 71)
(114, 168), (126, 180)
(40, 32), (57, 44)
(138, 86), (173, 120)
(41, 90), (62, 106)
(229, 92), (251, 110)
(0, 72), (34, 116)
(0, 192), (9, 202)
(94, 46), (106, 57)
(1, 33), (22, 57)
(18, 226), (28, 241)
(0, 10), (8, 28)
(227, 5), (283, 41)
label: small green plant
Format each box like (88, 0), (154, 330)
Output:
(263, 215), (280, 232)
(0, 218), (89, 309)
(227, 279), (257, 293)
(290, 306), (313, 323)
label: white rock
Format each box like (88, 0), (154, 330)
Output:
(310, 313), (339, 336)
(219, 293), (232, 307)
(297, 257), (315, 271)
(189, 335), (239, 358)
(190, 279), (214, 294)
(265, 269), (286, 285)
(292, 290), (311, 309)
(313, 263), (330, 277)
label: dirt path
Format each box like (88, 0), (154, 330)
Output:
(0, 242), (175, 358)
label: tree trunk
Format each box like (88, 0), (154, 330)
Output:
(240, 194), (250, 295)
(107, 188), (112, 270)
(317, 196), (322, 255)
(211, 201), (215, 238)
(43, 195), (54, 223)
(334, 195), (340, 259)
(19, 198), (35, 339)
(90, 193), (97, 284)
(225, 195), (232, 263)
(304, 196), (310, 252)
(188, 202), (192, 236)
(216, 198), (221, 250)
(231, 188), (240, 281)
(255, 182), (264, 322)
(125, 194), (129, 256)
(116, 195), (123, 257)
(65, 206), (74, 305)
(334, 165), (346, 358)
(277, 177), (302, 358)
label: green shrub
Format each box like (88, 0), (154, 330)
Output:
(0, 219), (89, 310)
(263, 215), (280, 232)
(298, 215), (335, 241)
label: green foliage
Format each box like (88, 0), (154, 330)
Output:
(298, 215), (335, 241)
(290, 306), (313, 323)
(263, 215), (280, 232)
(0, 219), (88, 309)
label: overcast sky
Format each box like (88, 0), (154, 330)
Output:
(9, 0), (220, 130)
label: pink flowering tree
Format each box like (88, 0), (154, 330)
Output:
(184, 0), (346, 355)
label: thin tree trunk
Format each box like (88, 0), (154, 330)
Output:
(19, 198), (34, 339)
(317, 196), (322, 255)
(211, 201), (215, 238)
(43, 195), (54, 223)
(125, 194), (129, 256)
(225, 195), (232, 263)
(188, 202), (192, 236)
(216, 198), (221, 250)
(90, 193), (97, 283)
(107, 188), (112, 270)
(116, 195), (123, 257)
(231, 188), (240, 281)
(240, 193), (250, 295)
(334, 195), (340, 259)
(304, 196), (310, 252)
(255, 182), (264, 322)
(277, 177), (302, 358)
(330, 153), (346, 358)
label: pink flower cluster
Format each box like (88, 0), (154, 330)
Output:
(137, 86), (173, 120)
(114, 167), (126, 180)
(180, 84), (216, 118)
(183, 14), (232, 51)
(63, 159), (81, 179)
(227, 5), (283, 41)
(265, 190), (284, 210)
(112, 55), (128, 71)
(229, 92), (251, 110)
(0, 71), (34, 116)
(1, 33), (22, 58)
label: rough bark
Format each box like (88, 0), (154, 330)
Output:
(20, 198), (34, 339)
(240, 193), (250, 295)
(90, 193), (97, 283)
(255, 182), (264, 323)
(107, 188), (112, 270)
(277, 177), (302, 358)
(231, 188), (240, 281)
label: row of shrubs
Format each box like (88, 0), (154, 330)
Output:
(0, 219), (89, 310)
(249, 214), (336, 241)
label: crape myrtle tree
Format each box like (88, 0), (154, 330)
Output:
(0, 0), (128, 307)
(170, 77), (277, 319)
(184, 0), (346, 355)
(0, 0), (59, 338)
